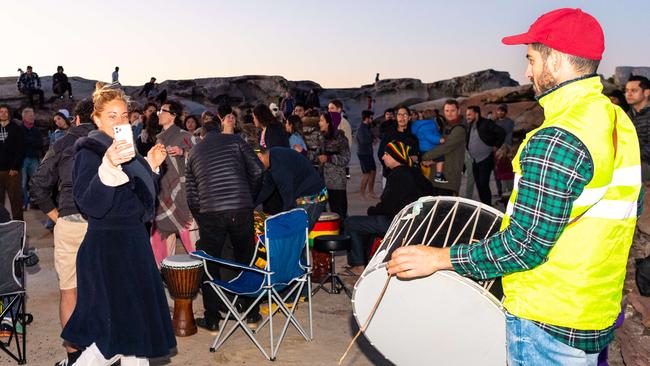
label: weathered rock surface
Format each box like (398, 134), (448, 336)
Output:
(615, 66), (650, 86)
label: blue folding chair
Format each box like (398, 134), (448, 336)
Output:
(0, 220), (28, 365)
(192, 208), (313, 361)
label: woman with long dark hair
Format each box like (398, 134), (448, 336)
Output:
(253, 103), (289, 149)
(285, 114), (307, 152)
(310, 111), (350, 218)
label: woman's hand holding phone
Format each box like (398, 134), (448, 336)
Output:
(106, 140), (135, 167)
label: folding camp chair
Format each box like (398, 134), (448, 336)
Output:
(192, 208), (313, 361)
(0, 220), (28, 364)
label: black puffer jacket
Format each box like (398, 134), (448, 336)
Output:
(629, 106), (650, 163)
(186, 130), (264, 215)
(30, 123), (96, 217)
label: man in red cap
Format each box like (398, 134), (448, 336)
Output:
(387, 8), (642, 365)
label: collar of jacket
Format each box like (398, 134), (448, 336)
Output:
(630, 105), (650, 117)
(157, 123), (181, 137)
(537, 74), (601, 117)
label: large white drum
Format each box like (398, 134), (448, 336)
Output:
(352, 196), (506, 366)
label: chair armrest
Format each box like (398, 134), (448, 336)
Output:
(191, 250), (273, 275)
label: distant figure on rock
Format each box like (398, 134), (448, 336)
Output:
(375, 73), (380, 83)
(280, 91), (295, 116)
(305, 88), (320, 110)
(139, 77), (167, 104)
(111, 66), (119, 84)
(17, 66), (44, 108)
(53, 66), (73, 100)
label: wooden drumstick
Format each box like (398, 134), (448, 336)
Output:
(339, 273), (392, 365)
(339, 238), (409, 365)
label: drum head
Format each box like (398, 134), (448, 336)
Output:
(353, 269), (505, 366)
(161, 254), (203, 268)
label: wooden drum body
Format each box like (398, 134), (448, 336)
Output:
(309, 212), (340, 282)
(161, 254), (203, 337)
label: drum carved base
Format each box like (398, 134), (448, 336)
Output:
(172, 298), (197, 337)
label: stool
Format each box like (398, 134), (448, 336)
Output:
(311, 234), (352, 298)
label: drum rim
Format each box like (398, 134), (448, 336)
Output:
(318, 211), (340, 220)
(161, 254), (204, 268)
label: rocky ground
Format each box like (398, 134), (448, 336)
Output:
(2, 154), (650, 365)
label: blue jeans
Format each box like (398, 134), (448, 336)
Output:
(506, 312), (599, 366)
(21, 157), (39, 207)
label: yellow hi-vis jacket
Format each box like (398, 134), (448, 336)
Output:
(501, 76), (641, 330)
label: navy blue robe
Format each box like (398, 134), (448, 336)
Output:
(61, 131), (176, 358)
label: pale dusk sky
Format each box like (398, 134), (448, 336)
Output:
(3, 0), (648, 87)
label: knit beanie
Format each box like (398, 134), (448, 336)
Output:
(385, 141), (413, 167)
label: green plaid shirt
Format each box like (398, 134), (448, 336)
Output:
(451, 127), (630, 353)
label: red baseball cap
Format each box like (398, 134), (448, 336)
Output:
(501, 8), (604, 60)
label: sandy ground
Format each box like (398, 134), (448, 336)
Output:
(0, 151), (636, 365)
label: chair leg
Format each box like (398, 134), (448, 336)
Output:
(267, 289), (275, 361)
(209, 286), (271, 360)
(329, 251), (339, 294)
(307, 276), (313, 340)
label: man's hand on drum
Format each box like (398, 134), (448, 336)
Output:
(387, 245), (453, 279)
(106, 140), (135, 167)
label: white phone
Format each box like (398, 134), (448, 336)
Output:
(112, 124), (136, 158)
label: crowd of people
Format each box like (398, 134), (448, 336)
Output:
(1, 7), (650, 364)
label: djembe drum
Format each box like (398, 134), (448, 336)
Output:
(352, 196), (506, 365)
(161, 254), (203, 336)
(309, 212), (340, 283)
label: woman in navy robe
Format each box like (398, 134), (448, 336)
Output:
(62, 84), (175, 365)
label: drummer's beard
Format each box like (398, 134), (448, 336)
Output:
(530, 62), (557, 95)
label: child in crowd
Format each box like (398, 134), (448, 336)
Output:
(411, 110), (447, 183)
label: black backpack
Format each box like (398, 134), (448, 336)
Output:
(477, 118), (506, 147)
(635, 255), (650, 296)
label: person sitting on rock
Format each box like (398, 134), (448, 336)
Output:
(16, 66), (44, 108)
(52, 66), (73, 100)
(139, 77), (167, 105)
(344, 141), (432, 275)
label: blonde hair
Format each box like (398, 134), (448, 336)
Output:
(92, 82), (130, 120)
